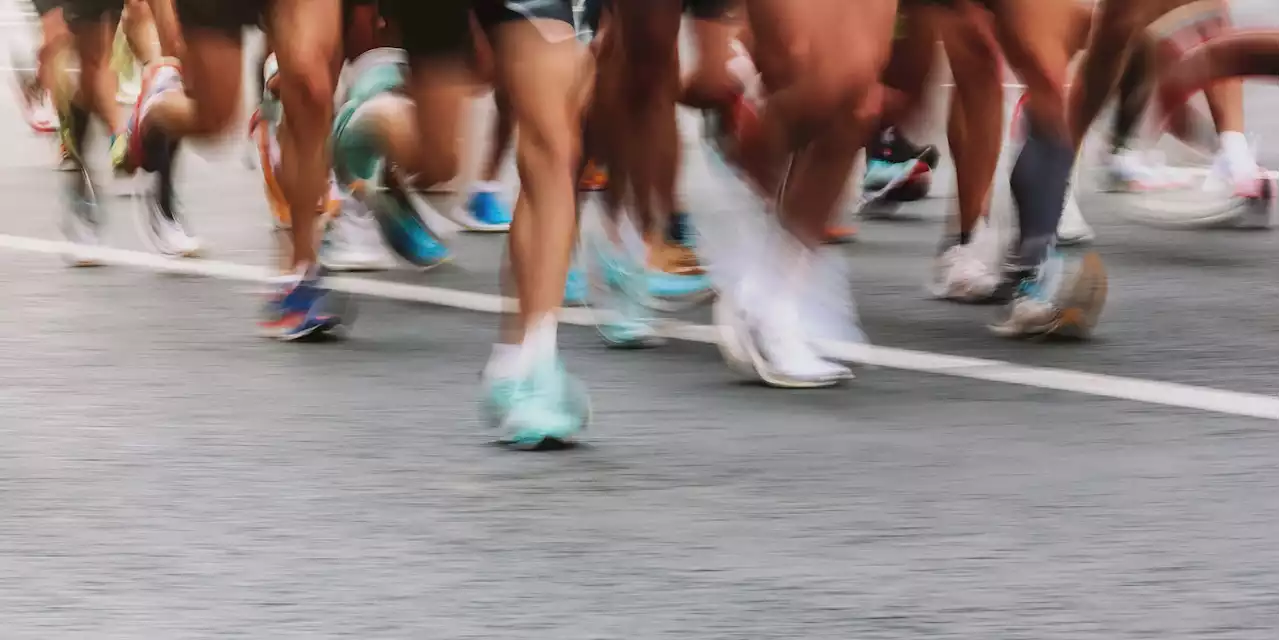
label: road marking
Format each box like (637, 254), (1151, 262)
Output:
(0, 233), (1274, 420)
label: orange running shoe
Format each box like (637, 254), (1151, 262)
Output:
(579, 159), (608, 191)
(823, 224), (858, 244)
(647, 237), (705, 276)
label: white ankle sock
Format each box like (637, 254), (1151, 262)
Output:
(516, 315), (559, 375)
(1219, 131), (1256, 180)
(485, 343), (522, 380)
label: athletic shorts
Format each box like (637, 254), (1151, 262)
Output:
(30, 0), (61, 17)
(173, 0), (265, 35)
(380, 0), (574, 61)
(683, 0), (735, 20)
(60, 0), (121, 25)
(332, 48), (408, 184)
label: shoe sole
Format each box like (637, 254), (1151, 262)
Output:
(1117, 185), (1270, 230)
(1056, 230), (1096, 246)
(648, 287), (718, 313)
(999, 252), (1108, 341)
(714, 297), (852, 389)
(495, 382), (593, 451)
(322, 262), (392, 273)
(272, 317), (341, 342)
(134, 196), (201, 259)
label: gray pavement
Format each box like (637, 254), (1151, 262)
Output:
(0, 3), (1276, 638)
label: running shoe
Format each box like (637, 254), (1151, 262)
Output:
(21, 87), (58, 134)
(579, 159), (608, 192)
(321, 198), (396, 272)
(364, 172), (451, 270)
(645, 241), (716, 309)
(823, 223), (859, 244)
(11, 45), (58, 134)
(1112, 148), (1274, 230)
(864, 127), (939, 195)
(1056, 192), (1095, 245)
(56, 100), (88, 167)
(590, 242), (663, 349)
(667, 211), (695, 248)
(258, 266), (352, 341)
(60, 165), (102, 267)
(1205, 147), (1276, 229)
(140, 185), (201, 257)
(858, 157), (927, 220)
(453, 183), (512, 232)
(481, 353), (591, 449)
(138, 144), (201, 258)
(563, 263), (588, 306)
(1098, 148), (1195, 193)
(56, 142), (76, 172)
(989, 251), (1108, 340)
(714, 282), (852, 388)
(928, 243), (1000, 302)
(1226, 176), (1276, 230)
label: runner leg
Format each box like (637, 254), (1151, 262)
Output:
(478, 0), (593, 446)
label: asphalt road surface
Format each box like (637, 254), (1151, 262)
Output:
(0, 3), (1276, 638)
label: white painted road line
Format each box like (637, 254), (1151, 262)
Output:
(0, 232), (1275, 421)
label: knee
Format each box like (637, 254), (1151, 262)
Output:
(517, 119), (577, 175)
(37, 32), (71, 67)
(275, 57), (334, 124)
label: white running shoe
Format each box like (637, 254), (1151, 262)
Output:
(1056, 191), (1095, 245)
(715, 282), (852, 388)
(1205, 149), (1276, 230)
(928, 243), (1000, 302)
(321, 199), (396, 272)
(1099, 149), (1195, 193)
(141, 191), (202, 258)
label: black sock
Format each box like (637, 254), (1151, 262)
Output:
(1111, 49), (1151, 154)
(1009, 118), (1073, 267)
(156, 142), (177, 221)
(69, 102), (90, 158)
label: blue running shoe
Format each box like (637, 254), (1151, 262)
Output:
(591, 244), (664, 349)
(259, 267), (353, 341)
(482, 355), (590, 449)
(456, 186), (512, 232)
(369, 177), (451, 270)
(563, 264), (588, 306)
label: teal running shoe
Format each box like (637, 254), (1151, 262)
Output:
(482, 355), (590, 449)
(591, 243), (664, 349)
(563, 264), (588, 306)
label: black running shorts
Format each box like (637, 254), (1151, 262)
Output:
(59, 0), (121, 25)
(173, 0), (265, 35)
(590, 0), (736, 21)
(30, 0), (61, 18)
(473, 0), (576, 29)
(377, 0), (471, 60)
(381, 0), (574, 61)
(683, 0), (736, 20)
